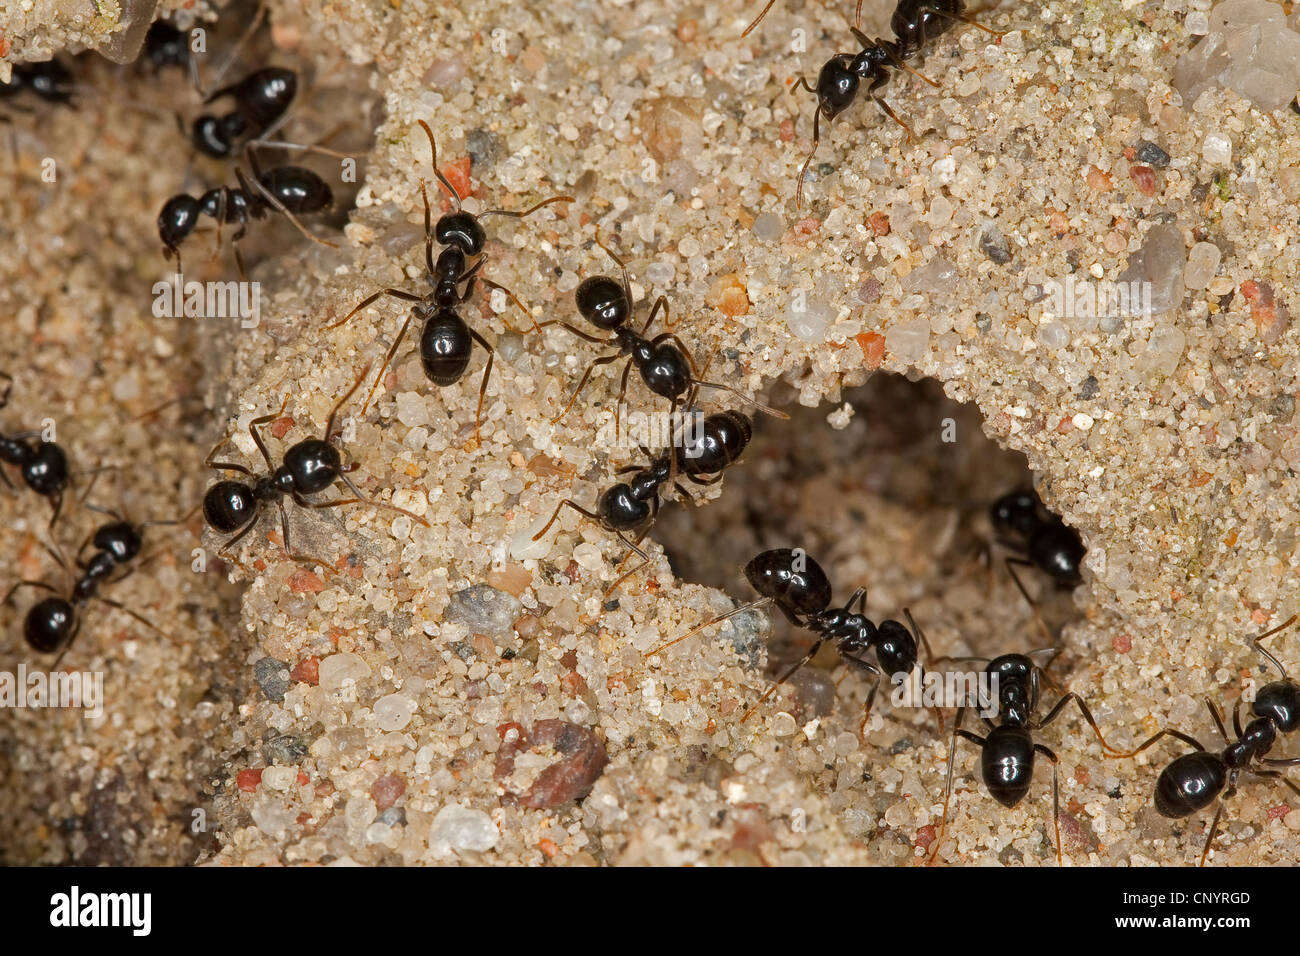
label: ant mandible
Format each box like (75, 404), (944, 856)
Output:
(326, 119), (573, 440)
(1109, 615), (1300, 866)
(547, 233), (786, 428)
(645, 547), (933, 731)
(929, 646), (1121, 865)
(202, 363), (428, 569)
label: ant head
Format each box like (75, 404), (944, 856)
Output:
(191, 114), (237, 159)
(25, 596), (76, 654)
(283, 438), (342, 496)
(744, 548), (832, 618)
(1253, 680), (1300, 734)
(816, 54), (860, 120)
(576, 275), (630, 330)
(990, 490), (1039, 541)
(145, 21), (189, 71)
(22, 442), (69, 495)
(93, 521), (144, 564)
(158, 194), (202, 249)
(436, 211), (486, 256)
(203, 479), (258, 534)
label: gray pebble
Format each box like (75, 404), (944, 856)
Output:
(254, 657), (290, 703)
(263, 734), (310, 765)
(979, 223), (1012, 264)
(1078, 375), (1100, 400)
(445, 584), (522, 640)
(1135, 140), (1170, 168)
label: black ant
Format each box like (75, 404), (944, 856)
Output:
(327, 119), (573, 440)
(189, 66), (297, 159)
(531, 400), (753, 596)
(158, 146), (336, 275)
(991, 489), (1085, 589)
(645, 547), (933, 730)
(202, 363), (428, 569)
(789, 0), (1002, 206)
(547, 234), (786, 427)
(1109, 615), (1300, 866)
(4, 501), (196, 663)
(0, 373), (71, 526)
(143, 20), (193, 74)
(0, 59), (75, 106)
(929, 646), (1121, 865)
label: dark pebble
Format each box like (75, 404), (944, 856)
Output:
(466, 128), (504, 167)
(889, 736), (913, 755)
(1078, 375), (1100, 400)
(253, 657), (290, 703)
(1135, 140), (1170, 168)
(263, 734), (310, 766)
(979, 223), (1012, 264)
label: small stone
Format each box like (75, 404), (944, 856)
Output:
(261, 765), (297, 791)
(318, 652), (371, 691)
(373, 693), (415, 731)
(371, 774), (407, 810)
(1118, 222), (1186, 313)
(904, 256), (959, 294)
(885, 317), (931, 365)
(1072, 412), (1095, 431)
(445, 584), (522, 640)
(430, 804), (499, 856)
(751, 212), (782, 241)
(1140, 326), (1187, 377)
(1184, 241), (1222, 290)
(1037, 322), (1070, 349)
(253, 657), (290, 703)
(786, 296), (833, 342)
(979, 223), (1012, 264)
(514, 719), (609, 809)
(263, 734), (310, 765)
(1202, 132), (1232, 165)
(1135, 140), (1171, 168)
(1078, 375), (1100, 400)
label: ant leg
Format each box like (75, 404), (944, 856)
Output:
(477, 276), (541, 334)
(795, 106), (822, 209)
(1199, 799), (1228, 867)
(920, 3), (1006, 39)
(1033, 742), (1063, 866)
(3, 579), (59, 606)
(741, 0), (779, 37)
(328, 475), (430, 527)
(94, 595), (168, 639)
(1035, 691), (1125, 755)
(248, 396), (289, 471)
(741, 638), (828, 723)
(47, 491), (64, 530)
(537, 320), (616, 346)
(239, 167), (338, 248)
(416, 119), (464, 208)
(1105, 727), (1208, 760)
(643, 597), (775, 658)
(200, 2), (268, 95)
(323, 362), (373, 442)
(204, 431), (254, 477)
(276, 499), (335, 572)
(591, 229), (634, 307)
(614, 358), (634, 435)
(867, 71), (916, 143)
(903, 607), (937, 663)
(928, 706), (974, 864)
(641, 295), (670, 335)
(216, 519), (260, 568)
(0, 370), (12, 408)
(1252, 613), (1298, 680)
(551, 352), (621, 425)
(689, 378), (789, 420)
(844, 658), (884, 737)
(361, 314), (415, 415)
(325, 288), (423, 331)
(1004, 557), (1057, 647)
(1232, 699), (1245, 740)
(467, 328), (496, 444)
(614, 529), (651, 562)
(530, 498), (601, 544)
(1206, 697), (1232, 746)
(49, 617), (83, 670)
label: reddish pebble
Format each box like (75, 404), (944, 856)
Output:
(915, 824), (937, 849)
(1268, 804), (1290, 820)
(779, 117), (795, 142)
(855, 332), (886, 370)
(442, 157), (472, 200)
(1075, 765), (1091, 786)
(237, 768), (263, 793)
(371, 774), (406, 810)
(676, 18), (698, 42)
(795, 216), (820, 236)
(1113, 633), (1132, 654)
(289, 569), (325, 594)
(270, 416), (295, 439)
(539, 837), (560, 858)
(297, 771), (310, 786)
(1241, 279), (1291, 344)
(1130, 164), (1156, 196)
(867, 211), (891, 236)
(291, 656), (320, 685)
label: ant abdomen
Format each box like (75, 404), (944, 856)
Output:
(203, 480), (259, 534)
(25, 597), (74, 653)
(421, 311), (474, 385)
(743, 548), (832, 618)
(678, 410), (751, 476)
(259, 166), (333, 213)
(873, 619), (918, 675)
(1155, 752), (1225, 818)
(983, 725), (1035, 807)
(22, 442), (69, 496)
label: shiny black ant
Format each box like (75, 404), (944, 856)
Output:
(0, 59), (75, 106)
(532, 400), (753, 596)
(4, 502), (196, 663)
(0, 373), (71, 526)
(547, 234), (786, 427)
(645, 547), (933, 730)
(930, 647), (1121, 865)
(1109, 615), (1300, 865)
(190, 66), (297, 159)
(158, 146), (336, 275)
(143, 20), (193, 74)
(789, 0), (1002, 206)
(991, 489), (1085, 589)
(327, 119), (573, 440)
(202, 363), (428, 569)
